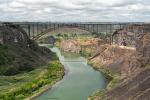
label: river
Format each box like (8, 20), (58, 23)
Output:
(35, 47), (107, 100)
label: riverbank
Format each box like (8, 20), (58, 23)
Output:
(87, 60), (120, 100)
(0, 24), (66, 100)
(59, 40), (122, 99)
(87, 44), (136, 99)
(34, 47), (107, 100)
(57, 50), (113, 100)
(0, 53), (65, 100)
(87, 31), (150, 99)
(26, 60), (65, 100)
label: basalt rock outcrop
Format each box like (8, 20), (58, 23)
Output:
(0, 24), (52, 75)
(90, 45), (137, 78)
(60, 38), (103, 53)
(136, 33), (150, 68)
(60, 39), (81, 53)
(90, 25), (150, 100)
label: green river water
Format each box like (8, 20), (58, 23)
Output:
(35, 47), (107, 100)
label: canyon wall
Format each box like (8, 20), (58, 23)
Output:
(0, 24), (52, 75)
(90, 25), (150, 100)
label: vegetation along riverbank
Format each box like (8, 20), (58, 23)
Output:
(0, 24), (65, 100)
(0, 57), (65, 100)
(88, 26), (150, 100)
(36, 18), (150, 100)
(37, 25), (150, 100)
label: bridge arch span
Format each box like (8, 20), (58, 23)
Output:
(7, 22), (128, 40)
(32, 25), (92, 40)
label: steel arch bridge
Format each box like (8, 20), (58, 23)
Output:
(2, 22), (131, 40)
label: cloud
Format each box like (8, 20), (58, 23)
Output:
(0, 0), (150, 22)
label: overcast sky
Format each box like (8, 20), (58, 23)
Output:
(0, 0), (150, 22)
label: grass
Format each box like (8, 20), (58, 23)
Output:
(0, 55), (65, 100)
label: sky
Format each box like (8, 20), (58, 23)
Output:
(0, 0), (150, 22)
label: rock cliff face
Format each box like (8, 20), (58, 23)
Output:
(112, 30), (136, 46)
(90, 45), (137, 78)
(60, 40), (81, 53)
(90, 26), (150, 100)
(107, 68), (150, 100)
(0, 24), (51, 75)
(60, 38), (103, 53)
(105, 34), (150, 99)
(136, 33), (150, 68)
(0, 24), (29, 45)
